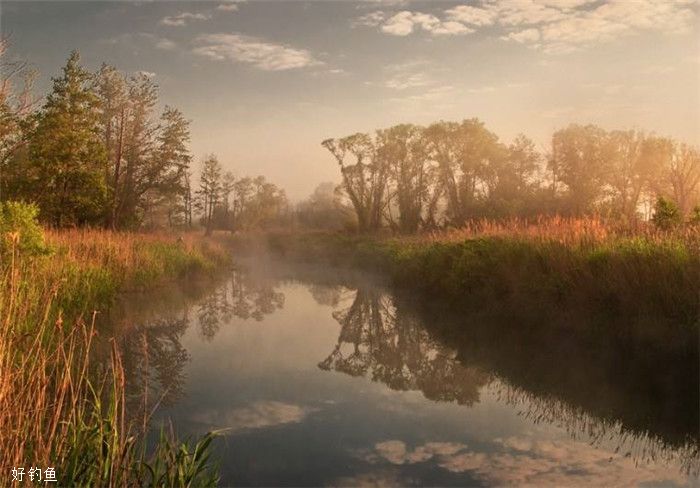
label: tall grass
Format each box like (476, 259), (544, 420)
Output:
(0, 230), (229, 486)
(255, 217), (700, 330)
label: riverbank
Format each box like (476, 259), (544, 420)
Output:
(1, 227), (230, 486)
(240, 218), (699, 332)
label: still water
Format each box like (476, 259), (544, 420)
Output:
(115, 261), (699, 487)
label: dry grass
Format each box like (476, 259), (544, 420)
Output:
(410, 216), (700, 250)
(0, 230), (228, 486)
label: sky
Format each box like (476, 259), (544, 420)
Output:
(2, 0), (699, 200)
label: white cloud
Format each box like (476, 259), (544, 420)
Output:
(366, 437), (689, 486)
(216, 4), (240, 12)
(357, 1), (697, 53)
(379, 10), (473, 36)
(155, 38), (177, 50)
(101, 33), (176, 51)
(502, 28), (541, 43)
(192, 401), (311, 433)
(193, 33), (320, 71)
(353, 11), (386, 28)
(160, 12), (210, 27)
(445, 5), (497, 26)
(431, 21), (474, 36)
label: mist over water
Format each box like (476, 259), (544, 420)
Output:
(115, 259), (699, 487)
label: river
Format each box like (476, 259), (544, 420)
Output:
(113, 259), (699, 487)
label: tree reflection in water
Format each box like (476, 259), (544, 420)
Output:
(118, 266), (698, 477)
(197, 269), (285, 340)
(121, 268), (285, 425)
(319, 286), (491, 405)
(316, 282), (700, 477)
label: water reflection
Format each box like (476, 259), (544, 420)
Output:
(315, 279), (699, 477)
(319, 286), (490, 406)
(116, 264), (699, 484)
(119, 269), (285, 417)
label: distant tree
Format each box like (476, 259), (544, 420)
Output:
(425, 119), (504, 224)
(659, 141), (700, 218)
(486, 133), (541, 216)
(196, 154), (223, 235)
(322, 133), (388, 232)
(550, 124), (608, 215)
(24, 51), (108, 226)
(376, 124), (430, 233)
(296, 182), (355, 230)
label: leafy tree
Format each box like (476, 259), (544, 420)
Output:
(652, 196), (682, 230)
(25, 51), (108, 227)
(195, 154), (222, 235)
(322, 133), (388, 232)
(376, 124), (430, 233)
(550, 124), (607, 215)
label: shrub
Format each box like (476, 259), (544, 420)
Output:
(652, 197), (682, 230)
(0, 201), (49, 256)
(689, 206), (700, 227)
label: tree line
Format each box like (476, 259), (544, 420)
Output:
(322, 120), (700, 232)
(0, 46), (288, 232)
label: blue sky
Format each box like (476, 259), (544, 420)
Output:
(2, 0), (699, 199)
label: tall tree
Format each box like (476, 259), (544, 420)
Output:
(376, 124), (431, 233)
(0, 38), (37, 202)
(196, 154), (222, 235)
(322, 133), (388, 232)
(25, 51), (107, 226)
(550, 124), (607, 215)
(658, 141), (700, 218)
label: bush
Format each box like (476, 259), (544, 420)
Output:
(652, 197), (682, 230)
(0, 201), (49, 256)
(689, 206), (700, 226)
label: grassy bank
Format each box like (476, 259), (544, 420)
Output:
(1, 228), (230, 486)
(253, 218), (699, 330)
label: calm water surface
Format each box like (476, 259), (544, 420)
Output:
(116, 261), (699, 487)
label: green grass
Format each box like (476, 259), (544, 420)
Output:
(252, 226), (699, 330)
(0, 229), (231, 487)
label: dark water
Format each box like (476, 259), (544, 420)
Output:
(115, 261), (699, 487)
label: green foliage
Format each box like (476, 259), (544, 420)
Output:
(0, 201), (48, 256)
(138, 430), (220, 487)
(652, 197), (682, 230)
(24, 51), (109, 227)
(258, 230), (699, 328)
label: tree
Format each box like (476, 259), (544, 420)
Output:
(550, 124), (607, 215)
(113, 73), (158, 227)
(322, 133), (388, 232)
(0, 38), (38, 202)
(196, 154), (222, 235)
(376, 124), (431, 233)
(25, 51), (108, 226)
(146, 106), (192, 227)
(296, 182), (354, 230)
(485, 133), (541, 216)
(652, 196), (682, 230)
(660, 142), (700, 218)
(605, 130), (665, 221)
(425, 119), (504, 224)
